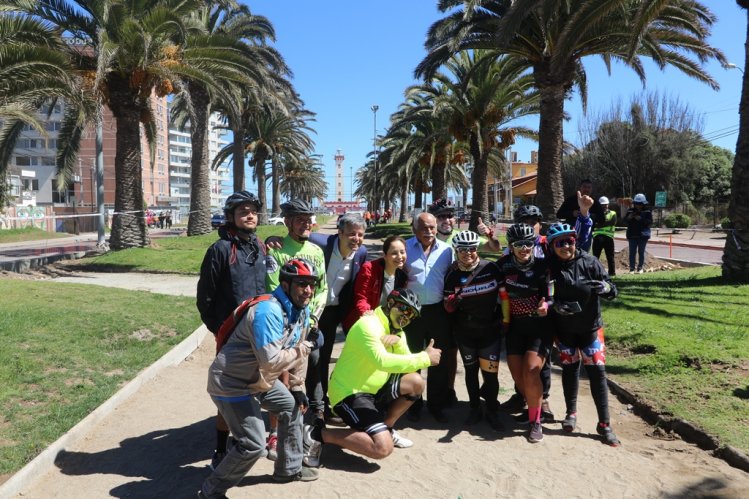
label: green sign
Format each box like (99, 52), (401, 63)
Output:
(654, 191), (667, 208)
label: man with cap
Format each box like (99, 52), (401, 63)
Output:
(266, 199), (328, 423)
(197, 190), (267, 469)
(591, 196), (618, 276)
(302, 288), (441, 467)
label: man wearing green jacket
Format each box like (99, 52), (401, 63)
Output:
(302, 289), (441, 466)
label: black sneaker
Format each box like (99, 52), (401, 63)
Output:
(541, 399), (555, 422)
(428, 407), (449, 424)
(485, 409), (505, 431)
(527, 422), (543, 443)
(562, 413), (577, 433)
(198, 490), (227, 499)
(500, 393), (526, 413)
(272, 466), (319, 482)
(597, 422), (620, 447)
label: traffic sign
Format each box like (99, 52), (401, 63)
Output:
(655, 191), (667, 208)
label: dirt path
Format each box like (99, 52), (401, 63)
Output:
(9, 223), (749, 498)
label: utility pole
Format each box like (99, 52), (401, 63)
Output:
(371, 105), (379, 212)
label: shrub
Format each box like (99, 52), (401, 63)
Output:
(663, 213), (691, 229)
(720, 217), (733, 229)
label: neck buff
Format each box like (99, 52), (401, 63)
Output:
(511, 252), (535, 272)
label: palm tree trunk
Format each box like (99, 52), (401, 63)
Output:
(187, 83), (212, 236)
(399, 175), (409, 222)
(255, 151), (268, 224)
(535, 81), (566, 219)
(469, 134), (488, 232)
(271, 155), (281, 216)
(722, 6), (749, 282)
(414, 177), (423, 210)
(431, 160), (447, 200)
(108, 81), (148, 250)
(232, 125), (245, 191)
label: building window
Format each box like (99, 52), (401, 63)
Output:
(51, 179), (74, 203)
(520, 167), (526, 177)
(22, 179), (39, 191)
(41, 157), (56, 166)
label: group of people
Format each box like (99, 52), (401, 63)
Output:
(194, 188), (623, 498)
(364, 208), (392, 227)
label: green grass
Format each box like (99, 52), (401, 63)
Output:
(603, 266), (749, 451)
(365, 222), (413, 240)
(0, 228), (68, 243)
(78, 225), (287, 274)
(0, 280), (201, 475)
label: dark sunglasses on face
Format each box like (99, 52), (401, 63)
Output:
(437, 214), (453, 220)
(511, 241), (535, 250)
(395, 304), (416, 320)
(457, 247), (477, 254)
(293, 279), (317, 289)
(553, 238), (576, 248)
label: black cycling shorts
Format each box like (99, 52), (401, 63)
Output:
(505, 316), (553, 358)
(333, 374), (403, 436)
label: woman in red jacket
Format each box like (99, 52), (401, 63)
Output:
(343, 236), (408, 331)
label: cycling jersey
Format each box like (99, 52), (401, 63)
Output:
(443, 259), (502, 335)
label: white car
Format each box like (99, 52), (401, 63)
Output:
(268, 216), (285, 225)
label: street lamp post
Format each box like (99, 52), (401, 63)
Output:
(371, 104), (379, 212)
(350, 164), (353, 202)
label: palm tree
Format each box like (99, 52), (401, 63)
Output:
(0, 15), (75, 206)
(281, 154), (327, 202)
(418, 0), (726, 218)
(171, 2), (288, 236)
(724, 1), (749, 282)
(428, 50), (539, 229)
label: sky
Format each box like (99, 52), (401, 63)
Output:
(242, 1), (746, 204)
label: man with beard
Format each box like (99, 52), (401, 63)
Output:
(197, 190), (267, 470)
(302, 289), (441, 466)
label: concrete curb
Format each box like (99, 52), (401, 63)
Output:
(607, 377), (749, 474)
(0, 249), (101, 273)
(613, 235), (723, 252)
(0, 325), (210, 499)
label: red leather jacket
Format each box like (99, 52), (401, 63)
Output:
(343, 258), (408, 331)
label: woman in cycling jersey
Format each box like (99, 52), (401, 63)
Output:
(344, 235), (408, 331)
(443, 231), (503, 430)
(497, 223), (553, 443)
(545, 222), (620, 447)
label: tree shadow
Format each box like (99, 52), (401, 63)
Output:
(55, 417), (213, 498)
(733, 386), (749, 400)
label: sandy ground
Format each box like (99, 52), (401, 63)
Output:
(7, 225), (749, 498)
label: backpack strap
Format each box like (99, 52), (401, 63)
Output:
(215, 294), (272, 354)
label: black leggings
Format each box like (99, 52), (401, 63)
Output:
(561, 361), (610, 423)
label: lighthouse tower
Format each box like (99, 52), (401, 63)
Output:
(334, 149), (345, 202)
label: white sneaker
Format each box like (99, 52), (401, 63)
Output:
(390, 429), (413, 448)
(302, 424), (322, 467)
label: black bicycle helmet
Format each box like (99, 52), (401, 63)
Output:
(387, 288), (421, 317)
(506, 223), (536, 244)
(279, 258), (320, 284)
(514, 204), (542, 223)
(223, 191), (261, 218)
(428, 198), (455, 216)
(280, 199), (314, 217)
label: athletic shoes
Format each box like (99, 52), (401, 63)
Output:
(485, 409), (505, 431)
(390, 429), (414, 448)
(272, 467), (319, 483)
(562, 413), (577, 433)
(500, 393), (526, 413)
(527, 422), (544, 443)
(597, 422), (621, 447)
(464, 406), (483, 426)
(198, 491), (227, 499)
(266, 433), (278, 461)
(209, 450), (226, 471)
(302, 423), (323, 468)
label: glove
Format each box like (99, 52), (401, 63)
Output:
(444, 293), (462, 313)
(291, 390), (309, 410)
(586, 280), (612, 295)
(306, 327), (323, 351)
(553, 301), (580, 316)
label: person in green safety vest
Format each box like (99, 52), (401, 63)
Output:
(591, 196), (617, 276)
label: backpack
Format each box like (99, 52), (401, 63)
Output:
(215, 294), (272, 354)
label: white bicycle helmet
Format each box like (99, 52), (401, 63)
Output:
(452, 230), (480, 250)
(633, 193), (648, 204)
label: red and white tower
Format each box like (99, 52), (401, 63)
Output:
(334, 149), (345, 202)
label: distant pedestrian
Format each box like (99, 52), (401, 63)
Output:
(165, 210), (172, 229)
(623, 194), (652, 274)
(158, 211), (165, 229)
(592, 197), (617, 276)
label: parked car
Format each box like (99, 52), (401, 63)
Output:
(268, 216), (285, 225)
(211, 213), (226, 229)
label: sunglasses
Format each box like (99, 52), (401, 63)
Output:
(553, 238), (576, 248)
(293, 279), (317, 289)
(511, 241), (535, 250)
(395, 304), (417, 320)
(436, 214), (453, 220)
(457, 247), (477, 254)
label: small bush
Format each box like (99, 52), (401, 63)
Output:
(720, 217), (733, 229)
(663, 213), (691, 229)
